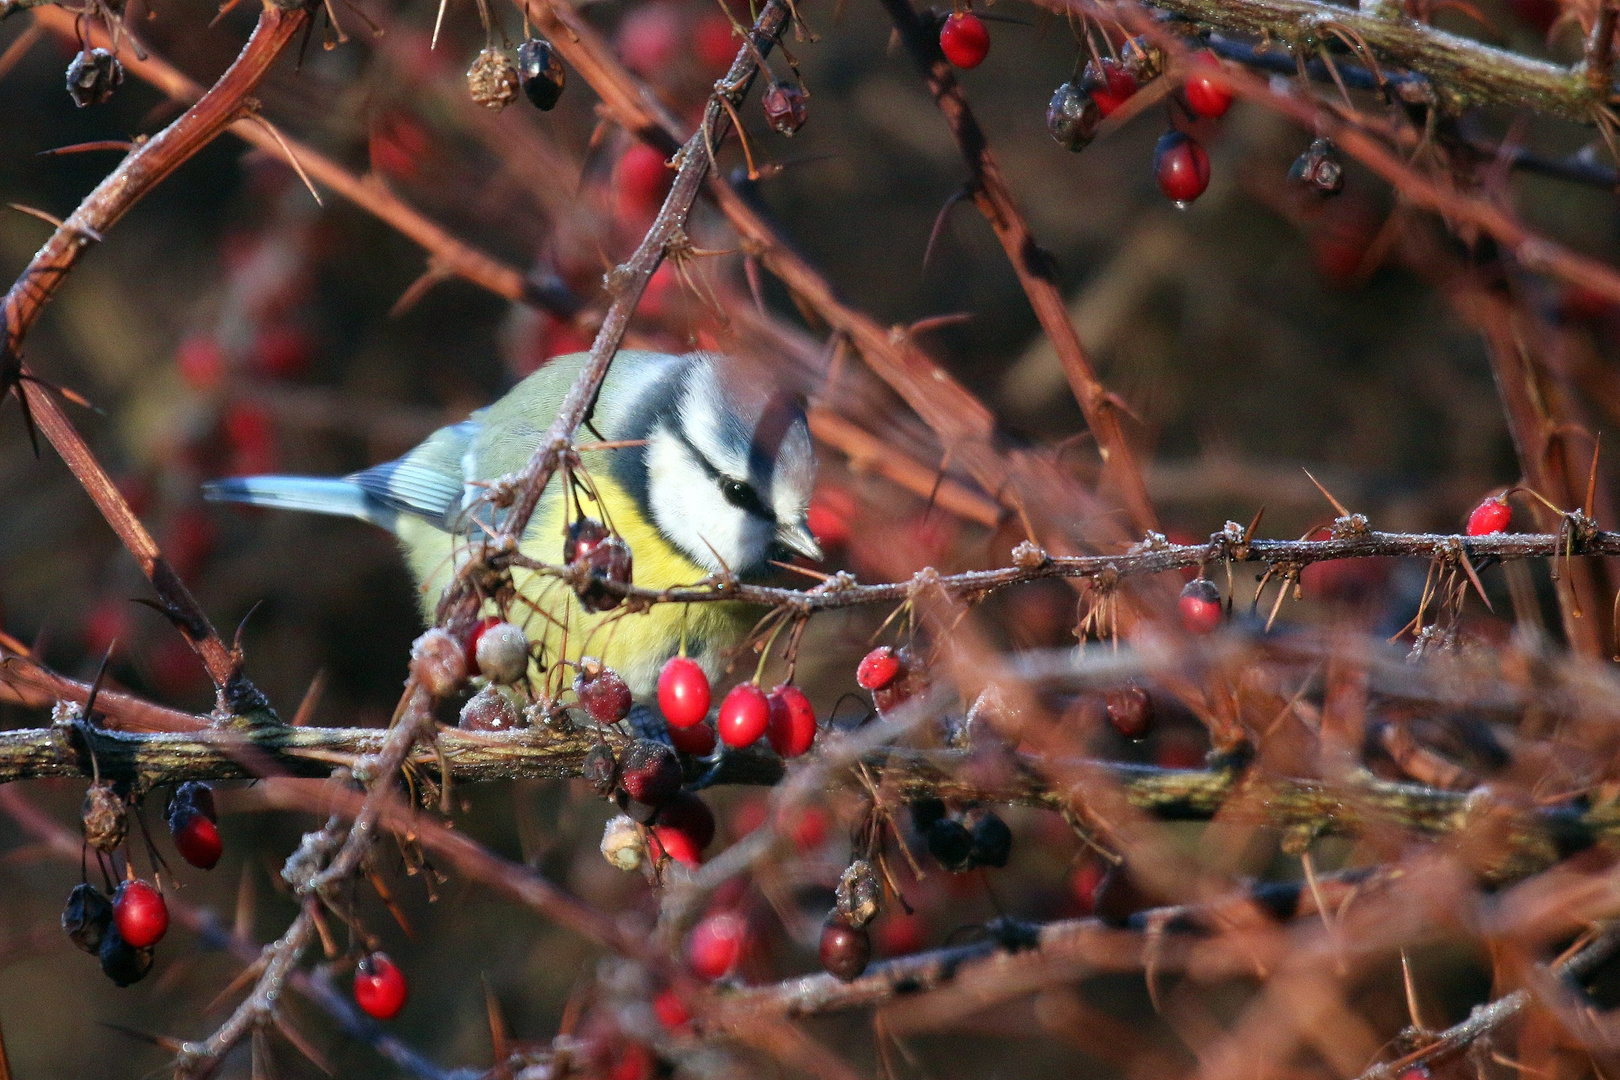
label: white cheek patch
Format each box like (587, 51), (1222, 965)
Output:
(646, 429), (768, 574)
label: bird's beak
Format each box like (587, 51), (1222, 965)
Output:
(777, 521), (824, 562)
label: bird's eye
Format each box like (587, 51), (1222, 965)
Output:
(719, 477), (773, 519)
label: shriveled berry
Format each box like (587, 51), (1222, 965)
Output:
(618, 739), (682, 805)
(354, 952), (408, 1019)
(169, 806), (223, 869)
(964, 808), (1011, 868)
(63, 882), (113, 955)
(658, 656), (711, 729)
(939, 11), (990, 69)
(1179, 578), (1223, 634)
(1105, 685), (1153, 740)
(112, 879), (168, 949)
(412, 627), (468, 697)
(1183, 51), (1233, 119)
(468, 46), (520, 110)
(856, 646), (901, 690)
(651, 792), (716, 867)
(601, 814), (645, 871)
(66, 47), (122, 107)
(926, 816), (974, 872)
(1047, 80), (1100, 152)
(835, 859), (881, 928)
(1120, 36), (1166, 82)
(474, 622), (529, 685)
(1288, 137), (1345, 196)
(82, 781), (126, 853)
(576, 660), (633, 724)
(584, 743), (618, 797)
(668, 720), (716, 756)
(99, 923), (153, 987)
(566, 517), (611, 566)
(459, 685), (521, 731)
(1082, 57), (1138, 116)
(464, 616), (503, 675)
(516, 37), (565, 110)
(1154, 130), (1211, 206)
(819, 916), (872, 982)
(1467, 494), (1512, 536)
(766, 684), (816, 757)
(718, 684), (770, 749)
(578, 536), (634, 612)
(687, 912), (746, 980)
(762, 82), (807, 135)
(169, 780), (217, 823)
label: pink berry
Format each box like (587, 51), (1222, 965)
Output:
(939, 12), (989, 69)
(1182, 52), (1232, 119)
(1179, 578), (1223, 634)
(658, 656), (711, 729)
(1154, 131), (1210, 205)
(687, 912), (746, 980)
(718, 684), (770, 749)
(1467, 494), (1512, 536)
(856, 646), (901, 691)
(766, 685), (816, 757)
(354, 952), (408, 1019)
(112, 880), (168, 949)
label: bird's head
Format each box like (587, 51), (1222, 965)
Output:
(642, 355), (820, 577)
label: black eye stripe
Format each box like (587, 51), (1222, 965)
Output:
(668, 425), (775, 522)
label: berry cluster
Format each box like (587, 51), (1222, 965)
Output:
(913, 799), (1012, 873)
(658, 654), (820, 757)
(466, 35), (568, 111)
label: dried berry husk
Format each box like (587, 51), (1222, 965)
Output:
(1120, 36), (1166, 82)
(836, 859), (881, 928)
(468, 46), (520, 110)
(575, 659), (633, 724)
(98, 922), (154, 987)
(1046, 80), (1100, 152)
(819, 916), (871, 982)
(1105, 685), (1153, 740)
(1288, 137), (1345, 196)
(459, 685), (522, 731)
(964, 808), (1011, 868)
(168, 780), (217, 825)
(618, 739), (681, 806)
(516, 37), (565, 110)
(577, 535), (633, 612)
(926, 816), (974, 872)
(762, 82), (807, 135)
(82, 781), (126, 853)
(600, 814), (645, 871)
(63, 882), (113, 955)
(66, 47), (123, 107)
(583, 742), (618, 798)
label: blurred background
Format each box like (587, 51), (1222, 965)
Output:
(0, 0), (1615, 1071)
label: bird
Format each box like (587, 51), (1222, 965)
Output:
(203, 350), (821, 698)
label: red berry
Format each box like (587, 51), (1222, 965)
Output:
(1105, 685), (1153, 740)
(819, 917), (871, 982)
(939, 12), (990, 69)
(788, 805), (830, 851)
(252, 324), (313, 380)
(1179, 578), (1223, 634)
(176, 335), (224, 391)
(718, 684), (770, 748)
(651, 792), (716, 867)
(615, 2), (680, 76)
(692, 11), (736, 75)
(618, 740), (683, 806)
(1182, 51), (1232, 119)
(1070, 860), (1105, 915)
(766, 684), (816, 758)
(354, 951), (408, 1019)
(464, 616), (502, 676)
(687, 912), (746, 980)
(668, 720), (717, 756)
(575, 661), (633, 724)
(1153, 130), (1211, 206)
(653, 988), (690, 1031)
(807, 486), (855, 549)
(856, 646), (901, 691)
(111, 880), (168, 949)
(1082, 57), (1138, 116)
(169, 807), (223, 869)
(616, 142), (672, 224)
(658, 656), (712, 729)
(650, 825), (703, 867)
(1467, 494), (1512, 536)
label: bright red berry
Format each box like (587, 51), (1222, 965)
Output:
(464, 616), (502, 676)
(718, 684), (770, 748)
(658, 656), (711, 729)
(169, 807), (222, 869)
(1182, 52), (1232, 119)
(111, 880), (168, 949)
(939, 12), (990, 69)
(856, 646), (901, 691)
(1179, 578), (1223, 634)
(1154, 131), (1210, 206)
(616, 142), (672, 223)
(668, 720), (716, 756)
(653, 988), (690, 1031)
(354, 952), (408, 1019)
(1467, 494), (1512, 536)
(1082, 57), (1138, 116)
(766, 684), (816, 758)
(651, 792), (716, 867)
(687, 912), (746, 980)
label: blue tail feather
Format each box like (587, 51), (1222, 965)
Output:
(202, 476), (393, 529)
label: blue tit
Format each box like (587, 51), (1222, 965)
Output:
(203, 350), (821, 697)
